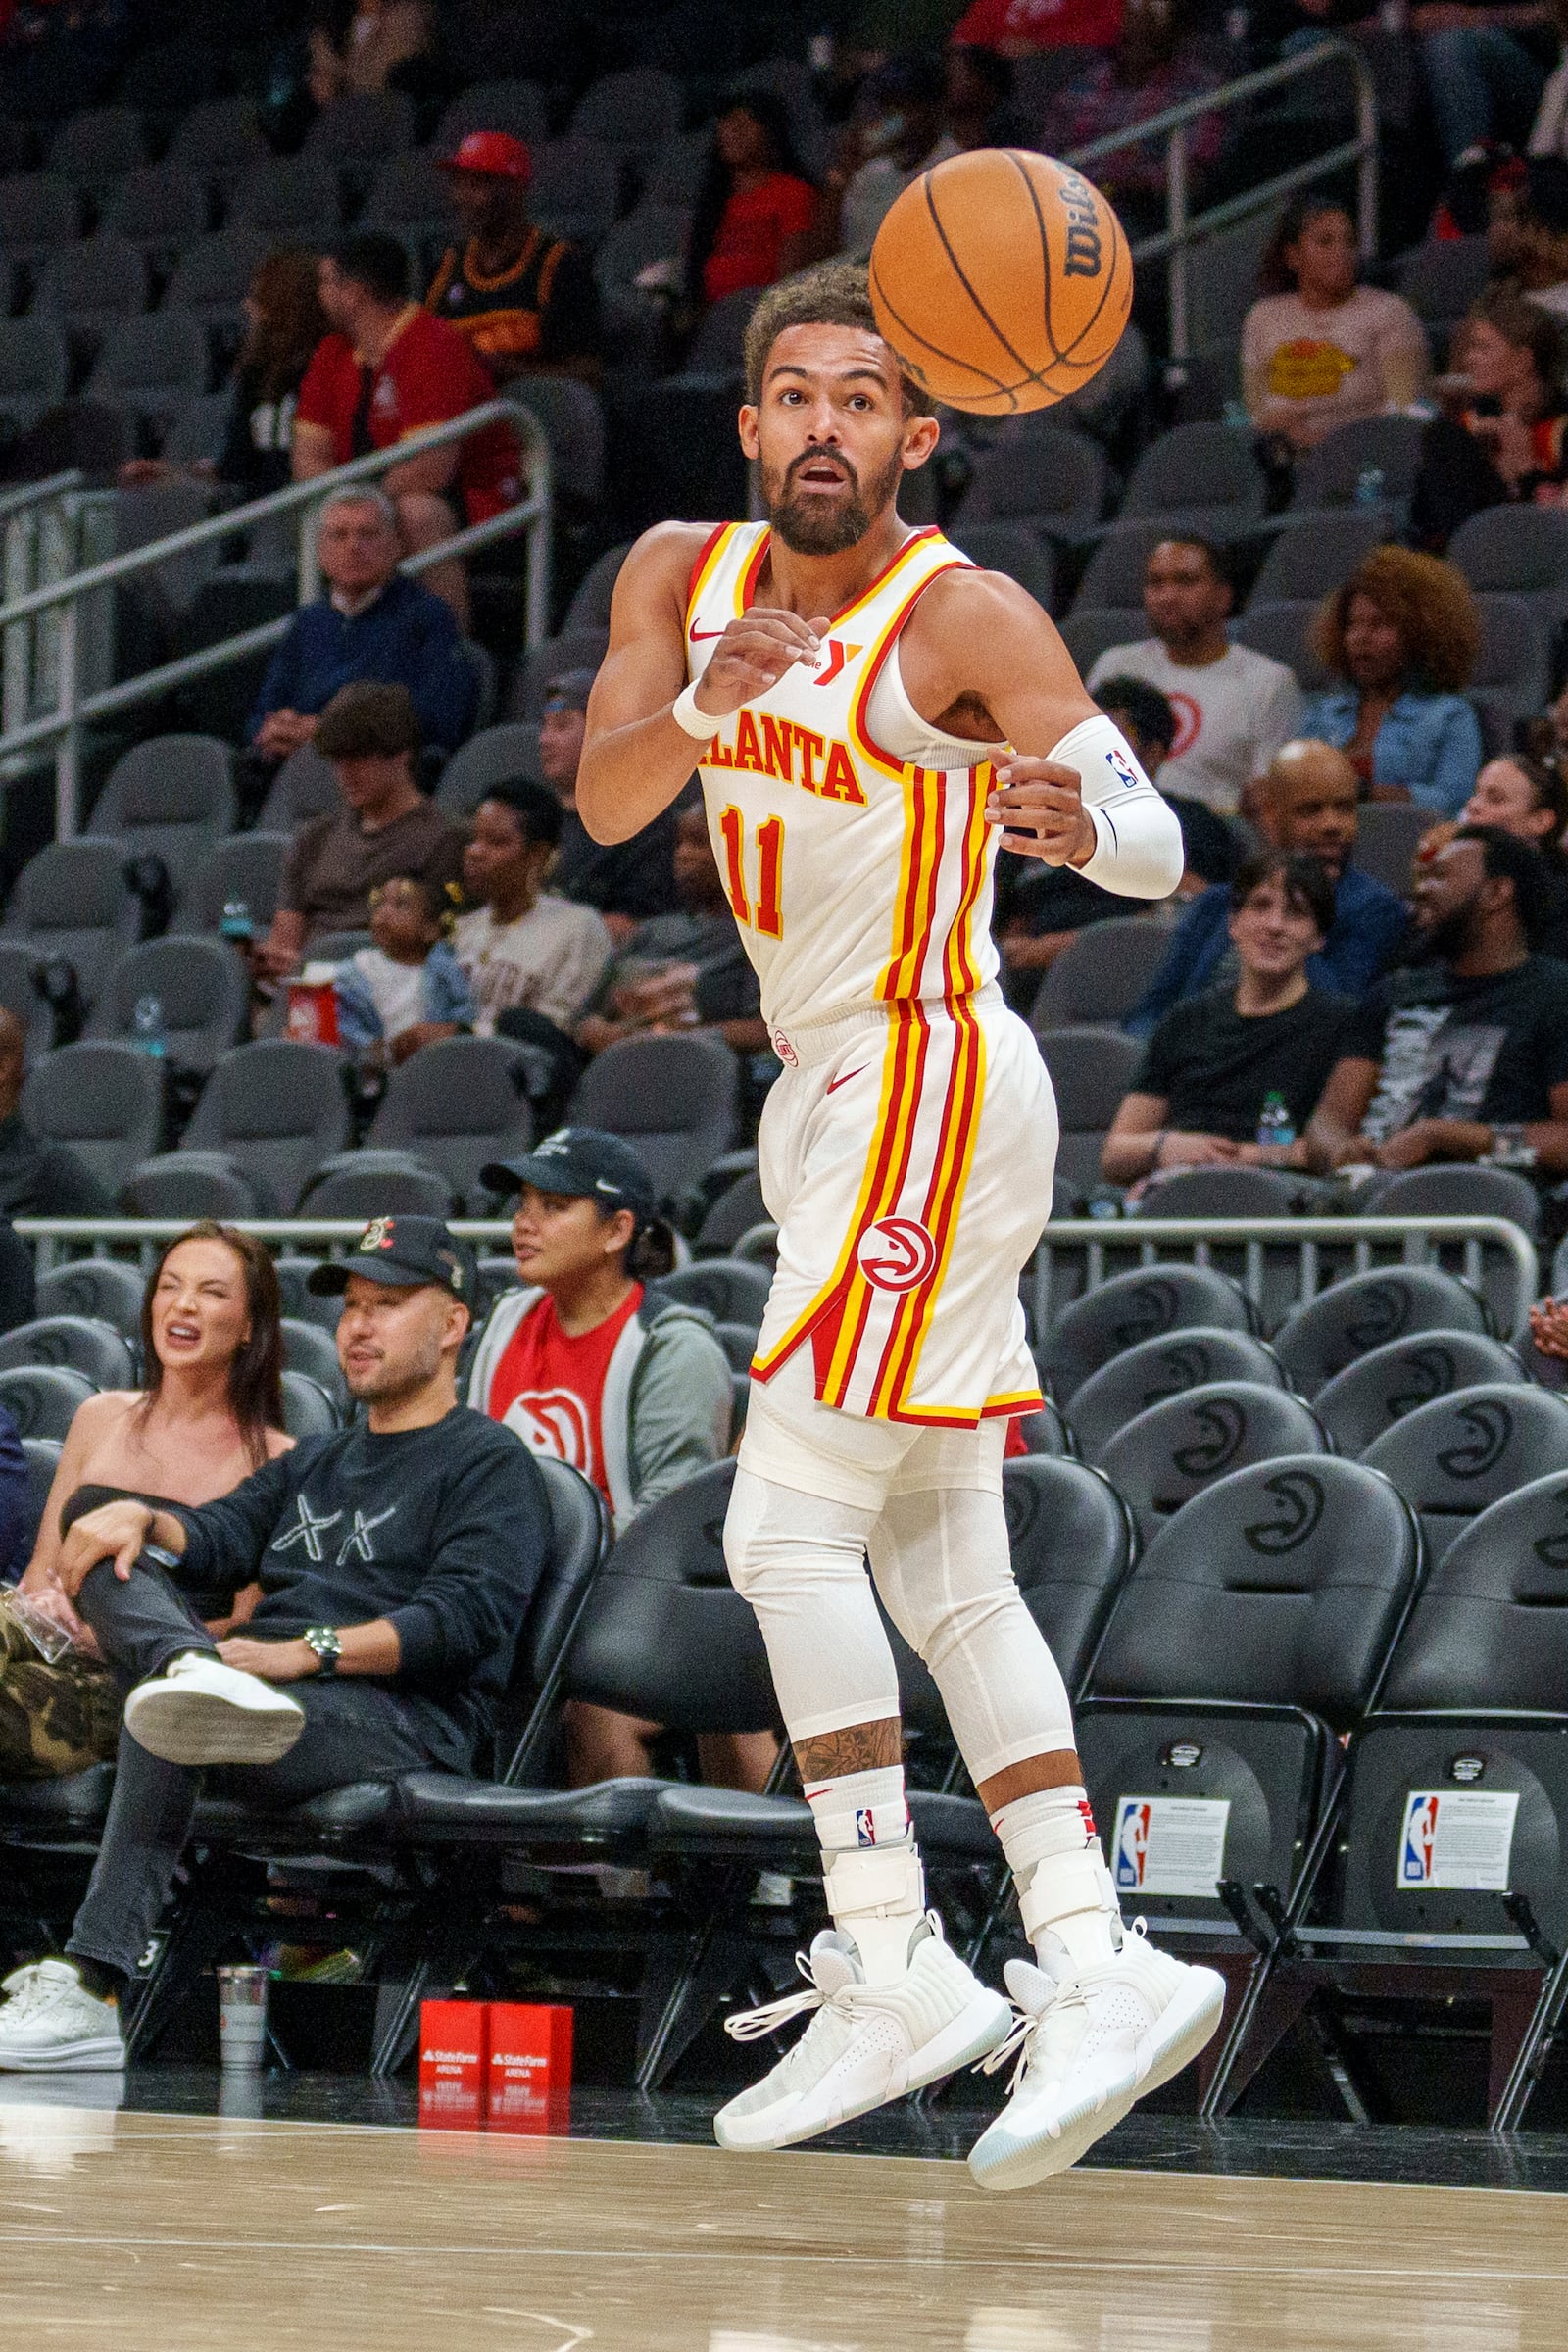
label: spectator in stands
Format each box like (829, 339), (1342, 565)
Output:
(543, 671), (680, 937)
(1416, 0), (1553, 171)
(259, 683), (463, 975)
(122, 251), (327, 503)
(1102, 850), (1355, 1185)
(294, 232), (520, 628)
(452, 781), (612, 1037)
(428, 131), (602, 384)
(576, 803), (766, 1059)
(999, 676), (1236, 1001)
(0, 1216), (549, 2070)
(1412, 290), (1568, 547)
(1086, 538), (1305, 815)
(1302, 546), (1485, 812)
(1416, 752), (1568, 942)
(1243, 195), (1430, 451)
(5, 1224), (292, 1782)
(950, 0), (1124, 52)
(470, 1131), (759, 1789)
(307, 0), (432, 107)
(332, 873), (475, 1064)
(0, 1006), (111, 1218)
(819, 55), (956, 259)
(1130, 739), (1407, 1033)
(1307, 824), (1568, 1173)
(1493, 155), (1568, 313)
(1039, 0), (1223, 228)
(249, 488), (477, 768)
(686, 94), (818, 318)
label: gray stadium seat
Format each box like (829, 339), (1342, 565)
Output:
(19, 1434), (61, 1553)
(1290, 414), (1427, 517)
(102, 163), (210, 255)
(301, 90), (416, 166)
(434, 80), (550, 153)
(361, 152), (454, 239)
(1113, 421), (1266, 538)
(1040, 1261), (1258, 1403)
(510, 629), (610, 720)
(1031, 917), (1182, 1032)
(566, 1034), (739, 1207)
(0, 1364), (96, 1441)
(1098, 1379), (1330, 1544)
(1314, 1327), (1526, 1455)
(162, 390), (233, 470)
(279, 1316), (348, 1409)
(1058, 607), (1146, 679)
(1247, 510), (1391, 608)
(1012, 1396), (1074, 1456)
(163, 227), (272, 327)
(85, 937), (251, 1075)
(0, 176), (79, 263)
(648, 1258), (773, 1332)
(0, 1314), (136, 1389)
(230, 158), (344, 239)
(1362, 1381), (1568, 1563)
(1228, 599), (1332, 692)
(1352, 801), (1429, 897)
(1469, 593), (1553, 740)
(0, 318), (69, 437)
(1035, 1025), (1143, 1193)
(569, 68), (683, 155)
(1355, 1160), (1540, 1330)
(1, 842), (142, 1009)
(1129, 1166), (1316, 1219)
(0, 941), (54, 1061)
(1071, 521), (1169, 615)
(31, 235), (146, 345)
(564, 543), (631, 636)
(112, 479), (222, 618)
(300, 1153), (456, 1219)
(19, 1042), (163, 1200)
(177, 833), (291, 937)
(88, 313), (209, 434)
(947, 521), (1055, 610)
(1394, 235), (1490, 328)
(528, 141), (620, 249)
(280, 1369), (340, 1439)
(90, 736), (236, 873)
(434, 723), (545, 817)
(34, 1258), (146, 1342)
(694, 1166), (765, 1254)
(368, 1037), (534, 1211)
(47, 106), (148, 184)
(271, 1257), (344, 1335)
(257, 745), (340, 833)
(164, 99), (270, 192)
(179, 1040), (351, 1215)
(1447, 501), (1568, 625)
(952, 426), (1108, 537)
(1067, 1325), (1286, 1459)
(1272, 1266), (1492, 1396)
(121, 1152), (261, 1219)
(514, 374), (606, 509)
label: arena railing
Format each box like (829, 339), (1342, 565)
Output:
(0, 398), (553, 843)
(1064, 35), (1379, 362)
(1030, 1215), (1540, 1344)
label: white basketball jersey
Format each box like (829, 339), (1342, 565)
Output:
(685, 522), (1001, 1034)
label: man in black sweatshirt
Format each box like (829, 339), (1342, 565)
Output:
(0, 1215), (550, 2073)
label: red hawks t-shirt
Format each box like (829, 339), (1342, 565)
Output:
(486, 1286), (644, 1507)
(295, 309), (520, 523)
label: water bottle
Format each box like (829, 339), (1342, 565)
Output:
(220, 897), (254, 942)
(132, 994), (166, 1060)
(1256, 1090), (1296, 1152)
(1355, 466), (1386, 510)
(1223, 399), (1250, 431)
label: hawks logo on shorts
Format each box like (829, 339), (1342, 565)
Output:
(856, 1217), (937, 1293)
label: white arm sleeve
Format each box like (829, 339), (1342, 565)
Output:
(1046, 712), (1184, 902)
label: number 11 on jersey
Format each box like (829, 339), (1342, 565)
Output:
(718, 806), (785, 940)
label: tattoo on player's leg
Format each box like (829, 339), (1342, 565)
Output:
(793, 1717), (905, 1779)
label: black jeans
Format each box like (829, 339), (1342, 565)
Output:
(66, 1561), (437, 1983)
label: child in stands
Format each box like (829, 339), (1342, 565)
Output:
(333, 873), (475, 1065)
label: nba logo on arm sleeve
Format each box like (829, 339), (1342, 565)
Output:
(1106, 746), (1143, 791)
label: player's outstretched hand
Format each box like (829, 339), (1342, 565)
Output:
(987, 757), (1097, 867)
(692, 609), (833, 719)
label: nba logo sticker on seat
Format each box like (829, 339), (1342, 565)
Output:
(1397, 1788), (1519, 1890)
(856, 1217), (937, 1293)
(1113, 1794), (1230, 1898)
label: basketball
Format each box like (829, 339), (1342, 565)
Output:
(868, 147), (1133, 416)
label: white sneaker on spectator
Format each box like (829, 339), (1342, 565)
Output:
(123, 1652), (305, 1767)
(714, 1913), (1011, 2152)
(967, 1922), (1225, 2192)
(0, 1962), (125, 2073)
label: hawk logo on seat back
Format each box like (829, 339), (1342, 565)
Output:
(1243, 1469), (1326, 1555)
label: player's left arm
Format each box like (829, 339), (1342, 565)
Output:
(903, 570), (1184, 901)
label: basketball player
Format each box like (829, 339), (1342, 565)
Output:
(577, 261), (1224, 2190)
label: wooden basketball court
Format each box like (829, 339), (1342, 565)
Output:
(0, 2094), (1562, 2350)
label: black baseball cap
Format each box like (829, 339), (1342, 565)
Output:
(481, 1127), (659, 1218)
(308, 1213), (477, 1303)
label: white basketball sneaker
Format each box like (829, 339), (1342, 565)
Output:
(967, 1921), (1225, 2192)
(0, 1962), (125, 2073)
(123, 1651), (306, 1767)
(714, 1913), (1012, 2153)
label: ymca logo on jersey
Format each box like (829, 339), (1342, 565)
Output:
(1114, 1798), (1152, 1890)
(856, 1216), (937, 1293)
(503, 1388), (593, 1470)
(1399, 1793), (1441, 1886)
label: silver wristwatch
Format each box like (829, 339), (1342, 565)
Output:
(302, 1625), (341, 1677)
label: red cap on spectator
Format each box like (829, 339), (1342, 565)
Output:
(439, 130), (532, 183)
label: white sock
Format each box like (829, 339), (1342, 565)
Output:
(804, 1762), (925, 1984)
(804, 1762), (909, 1857)
(991, 1784), (1122, 1975)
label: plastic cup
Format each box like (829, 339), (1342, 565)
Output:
(216, 1965), (270, 2069)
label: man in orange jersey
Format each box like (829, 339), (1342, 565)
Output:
(578, 259), (1220, 2191)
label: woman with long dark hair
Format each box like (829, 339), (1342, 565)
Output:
(1, 1225), (291, 1779)
(1243, 194), (1429, 450)
(686, 92), (818, 315)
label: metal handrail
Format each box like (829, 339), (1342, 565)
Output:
(0, 470), (83, 525)
(0, 397), (553, 837)
(1063, 35), (1378, 359)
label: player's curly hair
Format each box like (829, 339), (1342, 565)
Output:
(1309, 545), (1481, 694)
(743, 261), (937, 417)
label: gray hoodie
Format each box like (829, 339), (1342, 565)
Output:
(466, 1283), (734, 1529)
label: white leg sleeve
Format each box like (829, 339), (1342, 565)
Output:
(723, 1466), (897, 1742)
(867, 1481), (1077, 1786)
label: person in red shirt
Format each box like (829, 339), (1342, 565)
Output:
(687, 93), (819, 318)
(293, 230), (520, 628)
(951, 0), (1124, 54)
(466, 1129), (761, 1789)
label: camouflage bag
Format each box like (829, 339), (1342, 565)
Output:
(0, 1594), (122, 1781)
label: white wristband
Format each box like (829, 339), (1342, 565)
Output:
(670, 682), (718, 741)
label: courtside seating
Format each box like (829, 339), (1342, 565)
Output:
(1361, 1384), (1568, 1564)
(1312, 1330), (1528, 1456)
(1096, 1381), (1329, 1545)
(1271, 1267), (1493, 1397)
(1040, 1263), (1258, 1406)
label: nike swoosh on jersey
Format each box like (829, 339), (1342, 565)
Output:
(689, 625), (726, 640)
(826, 1066), (866, 1094)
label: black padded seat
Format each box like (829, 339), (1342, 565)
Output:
(396, 1773), (663, 1849)
(1041, 1263), (1258, 1403)
(650, 1783), (994, 1864)
(192, 1780), (401, 1846)
(1069, 1326), (1285, 1460)
(1362, 1384), (1568, 1566)
(0, 1763), (114, 1835)
(1314, 1329), (1528, 1456)
(1272, 1267), (1492, 1396)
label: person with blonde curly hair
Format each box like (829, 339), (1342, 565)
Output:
(1302, 546), (1485, 814)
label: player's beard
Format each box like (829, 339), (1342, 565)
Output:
(765, 446), (904, 555)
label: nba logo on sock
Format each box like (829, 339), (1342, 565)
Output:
(1400, 1793), (1440, 1886)
(1114, 1798), (1151, 1890)
(856, 1807), (876, 1845)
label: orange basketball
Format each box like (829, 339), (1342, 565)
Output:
(868, 148), (1133, 416)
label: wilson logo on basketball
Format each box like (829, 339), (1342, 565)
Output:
(503, 1389), (593, 1469)
(1057, 170), (1103, 278)
(857, 1217), (938, 1293)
